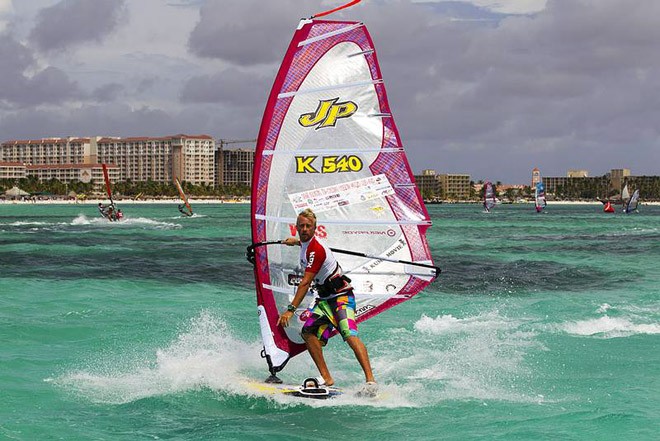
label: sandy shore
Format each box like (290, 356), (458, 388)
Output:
(2, 199), (658, 206)
(0, 198), (249, 205)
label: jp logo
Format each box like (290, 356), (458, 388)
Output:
(299, 98), (358, 129)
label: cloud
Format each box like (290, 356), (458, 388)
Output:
(29, 0), (127, 53)
(0, 0), (13, 32)
(1, 0), (660, 182)
(188, 0), (324, 66)
(180, 68), (272, 106)
(0, 34), (83, 106)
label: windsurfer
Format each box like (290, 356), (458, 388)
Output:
(178, 204), (191, 216)
(277, 209), (376, 391)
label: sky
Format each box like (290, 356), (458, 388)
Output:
(0, 0), (658, 184)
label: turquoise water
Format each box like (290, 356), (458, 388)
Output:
(1, 203), (658, 440)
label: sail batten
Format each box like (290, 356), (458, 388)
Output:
(255, 214), (431, 226)
(250, 17), (437, 376)
(278, 79), (383, 98)
(262, 147), (404, 156)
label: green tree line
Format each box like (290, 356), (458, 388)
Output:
(0, 178), (250, 198)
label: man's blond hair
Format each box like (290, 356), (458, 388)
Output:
(297, 208), (317, 224)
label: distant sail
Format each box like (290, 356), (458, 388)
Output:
(624, 189), (639, 213)
(621, 184), (630, 204)
(249, 16), (438, 377)
(102, 163), (114, 203)
(174, 177), (193, 216)
(535, 181), (546, 213)
(483, 181), (496, 212)
(100, 164), (121, 221)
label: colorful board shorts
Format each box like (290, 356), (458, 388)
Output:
(301, 293), (358, 345)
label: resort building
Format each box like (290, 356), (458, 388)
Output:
(0, 162), (27, 180)
(609, 168), (630, 193)
(26, 164), (120, 192)
(0, 138), (92, 165)
(216, 140), (256, 187)
(531, 167), (541, 187)
(567, 169), (589, 178)
(96, 135), (215, 186)
(414, 170), (471, 200)
(440, 173), (471, 199)
(415, 169), (443, 199)
(0, 134), (216, 187)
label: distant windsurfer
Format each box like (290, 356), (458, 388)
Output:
(178, 204), (192, 217)
(98, 202), (114, 220)
(277, 208), (376, 393)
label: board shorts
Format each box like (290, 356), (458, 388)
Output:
(301, 292), (358, 345)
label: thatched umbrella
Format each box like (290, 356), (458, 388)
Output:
(4, 186), (30, 199)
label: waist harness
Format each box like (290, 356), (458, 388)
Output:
(316, 265), (352, 298)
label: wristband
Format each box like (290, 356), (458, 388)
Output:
(287, 304), (296, 312)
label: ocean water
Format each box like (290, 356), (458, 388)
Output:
(1, 203), (658, 440)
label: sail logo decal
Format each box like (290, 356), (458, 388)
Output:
(288, 224), (327, 238)
(295, 155), (363, 173)
(299, 98), (358, 129)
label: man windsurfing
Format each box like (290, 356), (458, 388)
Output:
(277, 209), (377, 395)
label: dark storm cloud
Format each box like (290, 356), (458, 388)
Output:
(3, 0), (659, 182)
(0, 103), (176, 139)
(29, 0), (127, 53)
(348, 0), (660, 181)
(92, 83), (124, 101)
(188, 0), (325, 66)
(180, 68), (272, 106)
(0, 33), (83, 106)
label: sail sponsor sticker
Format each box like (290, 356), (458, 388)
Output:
(298, 98), (358, 129)
(288, 174), (395, 214)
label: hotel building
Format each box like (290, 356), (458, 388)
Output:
(0, 134), (215, 188)
(414, 169), (471, 200)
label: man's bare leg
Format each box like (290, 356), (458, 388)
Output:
(346, 336), (375, 383)
(302, 333), (334, 386)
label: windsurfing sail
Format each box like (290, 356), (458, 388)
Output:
(621, 184), (630, 207)
(483, 181), (496, 212)
(624, 189), (639, 213)
(100, 163), (120, 221)
(102, 163), (114, 205)
(603, 201), (615, 213)
(174, 177), (193, 216)
(534, 181), (546, 212)
(249, 11), (438, 378)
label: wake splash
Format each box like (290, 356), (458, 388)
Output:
(376, 310), (546, 405)
(55, 310), (536, 408)
(557, 303), (660, 338)
(71, 214), (181, 229)
(53, 311), (263, 405)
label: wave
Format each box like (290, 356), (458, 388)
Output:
(51, 312), (415, 408)
(71, 215), (181, 229)
(560, 316), (660, 338)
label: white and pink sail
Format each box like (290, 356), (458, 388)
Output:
(249, 14), (438, 377)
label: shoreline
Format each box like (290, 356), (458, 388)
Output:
(0, 198), (249, 205)
(2, 199), (658, 206)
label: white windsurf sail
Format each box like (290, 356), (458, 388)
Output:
(249, 6), (438, 378)
(535, 181), (546, 212)
(483, 181), (496, 212)
(621, 184), (630, 206)
(624, 189), (639, 213)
